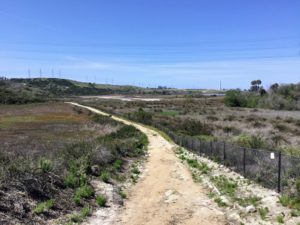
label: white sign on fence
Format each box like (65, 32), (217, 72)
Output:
(270, 152), (275, 159)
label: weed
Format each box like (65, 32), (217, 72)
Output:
(258, 207), (269, 220)
(33, 199), (54, 214)
(214, 197), (227, 207)
(279, 195), (290, 207)
(211, 175), (237, 197)
(131, 166), (140, 175)
(118, 188), (127, 199)
(186, 159), (200, 168)
(235, 134), (265, 149)
(159, 111), (178, 117)
(186, 158), (211, 174)
(131, 174), (138, 184)
(291, 210), (300, 217)
(113, 159), (122, 171)
(208, 191), (216, 199)
(39, 158), (53, 173)
(276, 215), (284, 224)
(100, 171), (110, 183)
(179, 155), (186, 161)
(96, 195), (107, 207)
(175, 147), (184, 155)
(70, 206), (91, 223)
(65, 168), (88, 188)
(191, 172), (202, 183)
(235, 196), (261, 207)
(74, 185), (95, 205)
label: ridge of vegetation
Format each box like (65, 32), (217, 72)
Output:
(0, 103), (148, 224)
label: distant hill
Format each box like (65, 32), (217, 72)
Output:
(0, 77), (147, 104)
(0, 77), (224, 104)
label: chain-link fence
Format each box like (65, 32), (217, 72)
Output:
(153, 123), (300, 193)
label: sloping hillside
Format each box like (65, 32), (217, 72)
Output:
(0, 77), (143, 104)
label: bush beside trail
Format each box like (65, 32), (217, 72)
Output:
(0, 110), (148, 224)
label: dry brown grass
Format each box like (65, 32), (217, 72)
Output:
(80, 96), (300, 153)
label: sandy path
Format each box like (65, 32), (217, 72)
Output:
(68, 103), (225, 225)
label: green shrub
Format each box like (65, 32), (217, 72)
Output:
(225, 90), (244, 107)
(225, 90), (260, 108)
(131, 167), (140, 175)
(276, 215), (284, 224)
(279, 195), (290, 207)
(74, 185), (95, 205)
(118, 189), (127, 199)
(180, 118), (213, 136)
(258, 207), (269, 220)
(197, 135), (217, 142)
(96, 195), (107, 207)
(211, 175), (237, 197)
(81, 205), (91, 217)
(186, 159), (200, 168)
(279, 194), (300, 210)
(291, 210), (300, 217)
(65, 169), (88, 188)
(186, 158), (211, 174)
(113, 159), (122, 171)
(100, 171), (110, 183)
(65, 172), (78, 188)
(235, 196), (261, 207)
(214, 197), (227, 207)
(70, 206), (91, 223)
(131, 108), (153, 125)
(235, 134), (265, 149)
(39, 159), (53, 173)
(33, 199), (54, 214)
(93, 114), (118, 126)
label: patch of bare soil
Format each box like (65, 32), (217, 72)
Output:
(70, 103), (225, 225)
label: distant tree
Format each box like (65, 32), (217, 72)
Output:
(259, 87), (267, 96)
(88, 83), (96, 88)
(250, 80), (262, 92)
(270, 83), (279, 92)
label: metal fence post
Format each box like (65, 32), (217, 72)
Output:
(243, 148), (246, 176)
(278, 151), (282, 193)
(223, 142), (226, 162)
(199, 140), (201, 155)
(191, 138), (194, 151)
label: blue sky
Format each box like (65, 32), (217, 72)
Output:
(0, 0), (299, 89)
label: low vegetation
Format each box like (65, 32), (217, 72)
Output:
(96, 195), (107, 207)
(225, 80), (300, 110)
(176, 146), (300, 224)
(0, 103), (148, 224)
(82, 92), (300, 155)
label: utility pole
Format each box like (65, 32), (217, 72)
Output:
(51, 68), (54, 78)
(27, 69), (31, 79)
(220, 80), (222, 90)
(39, 69), (42, 78)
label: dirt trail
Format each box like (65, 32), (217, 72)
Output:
(68, 103), (225, 225)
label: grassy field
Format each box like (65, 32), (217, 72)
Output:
(80, 96), (300, 155)
(0, 102), (148, 224)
